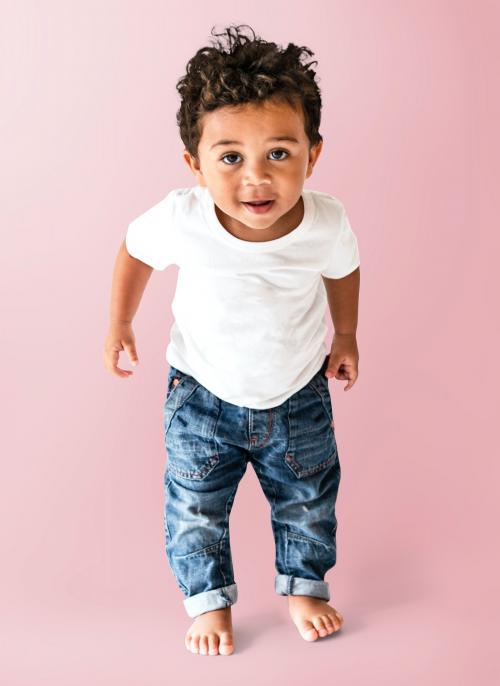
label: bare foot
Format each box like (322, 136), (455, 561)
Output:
(185, 606), (234, 656)
(288, 595), (344, 641)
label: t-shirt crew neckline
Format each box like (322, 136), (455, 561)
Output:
(202, 186), (315, 252)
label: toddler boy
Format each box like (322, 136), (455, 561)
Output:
(104, 24), (360, 656)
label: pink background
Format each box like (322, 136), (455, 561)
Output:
(1, 1), (498, 683)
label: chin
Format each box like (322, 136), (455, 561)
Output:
(239, 215), (275, 230)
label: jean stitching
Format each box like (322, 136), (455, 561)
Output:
(270, 477), (279, 570)
(167, 390), (222, 481)
(256, 408), (274, 448)
(219, 539), (227, 589)
(220, 479), (240, 587)
(284, 527), (291, 582)
(215, 394), (231, 588)
(164, 379), (200, 435)
(168, 454), (219, 480)
(287, 530), (332, 548)
(255, 462), (283, 574)
(285, 450), (337, 479)
(172, 541), (221, 560)
(285, 388), (334, 478)
(285, 391), (293, 464)
(307, 380), (333, 426)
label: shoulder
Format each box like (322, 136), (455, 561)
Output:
(164, 185), (208, 217)
(306, 189), (347, 225)
(130, 186), (203, 220)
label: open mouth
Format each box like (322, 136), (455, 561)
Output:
(241, 200), (275, 214)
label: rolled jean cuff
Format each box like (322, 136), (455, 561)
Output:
(275, 574), (330, 601)
(183, 583), (238, 618)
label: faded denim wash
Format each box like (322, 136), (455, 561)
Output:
(163, 354), (341, 618)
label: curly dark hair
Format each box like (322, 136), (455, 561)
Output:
(176, 24), (323, 159)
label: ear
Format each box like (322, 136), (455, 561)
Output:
(305, 140), (323, 179)
(183, 150), (206, 186)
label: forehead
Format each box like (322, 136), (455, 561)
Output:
(199, 99), (307, 144)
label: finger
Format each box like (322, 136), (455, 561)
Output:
(124, 344), (139, 366)
(344, 374), (358, 390)
(325, 358), (342, 378)
(112, 363), (133, 378)
(107, 350), (134, 378)
(336, 362), (355, 379)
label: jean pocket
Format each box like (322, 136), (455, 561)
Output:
(285, 378), (337, 479)
(307, 372), (334, 426)
(165, 366), (188, 403)
(164, 377), (220, 481)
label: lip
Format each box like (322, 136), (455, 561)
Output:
(241, 199), (275, 214)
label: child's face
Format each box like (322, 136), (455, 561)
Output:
(183, 98), (322, 233)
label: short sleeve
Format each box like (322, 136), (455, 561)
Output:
(125, 191), (177, 270)
(321, 206), (360, 278)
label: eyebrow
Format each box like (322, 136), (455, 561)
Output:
(209, 135), (300, 151)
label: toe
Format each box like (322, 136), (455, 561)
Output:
(190, 635), (200, 654)
(322, 615), (335, 634)
(299, 620), (319, 642)
(208, 634), (219, 656)
(312, 616), (328, 637)
(199, 635), (209, 655)
(333, 610), (344, 630)
(218, 631), (234, 655)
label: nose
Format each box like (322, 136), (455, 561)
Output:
(242, 158), (272, 186)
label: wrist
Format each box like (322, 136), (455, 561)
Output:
(110, 318), (133, 326)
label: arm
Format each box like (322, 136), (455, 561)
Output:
(322, 266), (360, 390)
(322, 266), (359, 335)
(103, 240), (154, 378)
(109, 240), (153, 324)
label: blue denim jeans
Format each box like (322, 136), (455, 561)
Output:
(163, 354), (341, 618)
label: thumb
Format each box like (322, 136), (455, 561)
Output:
(124, 343), (139, 366)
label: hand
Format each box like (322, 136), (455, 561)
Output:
(324, 333), (359, 391)
(103, 321), (140, 378)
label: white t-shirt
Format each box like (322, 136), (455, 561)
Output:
(125, 185), (360, 409)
